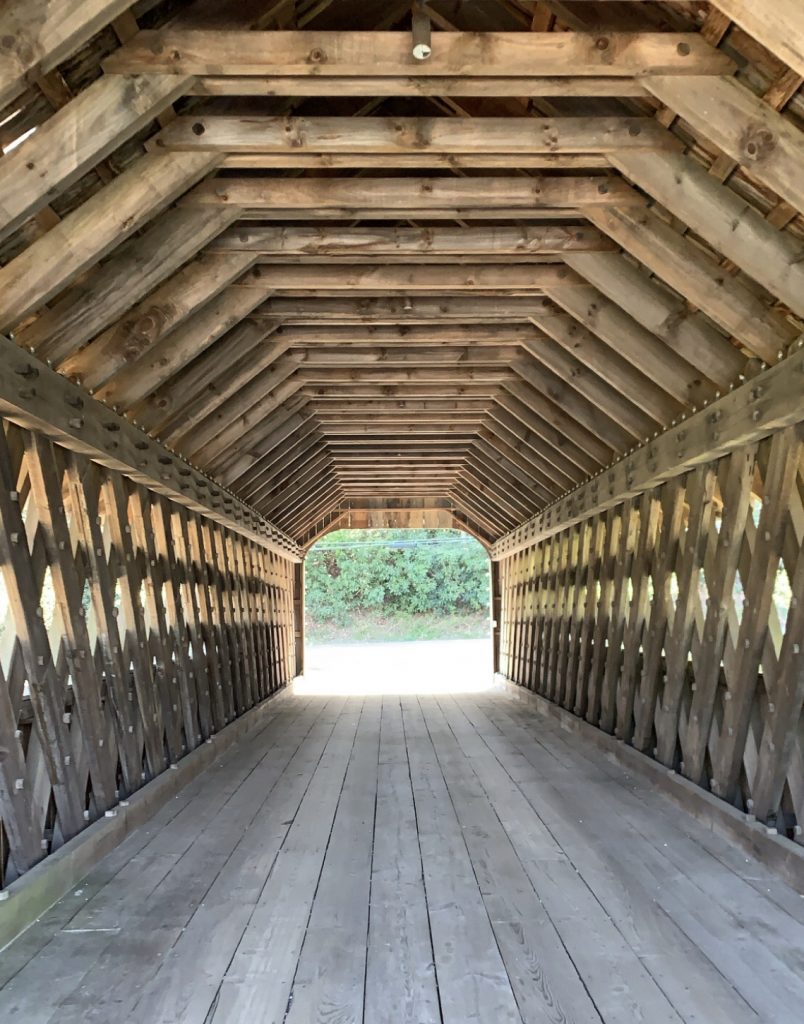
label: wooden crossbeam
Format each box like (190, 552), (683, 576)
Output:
(217, 154), (612, 171)
(297, 367), (515, 384)
(292, 346), (522, 367)
(252, 297), (556, 322)
(155, 116), (675, 154)
(234, 264), (583, 291)
(104, 30), (735, 78)
(209, 225), (615, 256)
(491, 343), (804, 559)
(189, 75), (651, 99)
(271, 325), (543, 346)
(0, 333), (301, 560)
(182, 175), (641, 210)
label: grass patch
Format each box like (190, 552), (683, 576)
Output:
(306, 611), (491, 646)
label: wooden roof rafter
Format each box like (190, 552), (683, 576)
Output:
(0, 0), (802, 546)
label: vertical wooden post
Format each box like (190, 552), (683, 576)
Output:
(490, 557), (502, 675)
(294, 559), (305, 677)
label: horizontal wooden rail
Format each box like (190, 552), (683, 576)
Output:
(103, 30), (735, 77)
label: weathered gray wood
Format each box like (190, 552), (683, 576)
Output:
(364, 698), (440, 1024)
(645, 76), (804, 218)
(0, 74), (190, 239)
(3, 684), (803, 1019)
(207, 702), (361, 1023)
(402, 696), (522, 1023)
(0, 0), (135, 109)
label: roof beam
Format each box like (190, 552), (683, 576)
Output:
(514, 351), (651, 445)
(138, 321), (284, 436)
(500, 382), (614, 468)
(15, 207), (239, 364)
(189, 75), (650, 99)
(537, 285), (715, 404)
(561, 251), (745, 389)
(60, 251), (257, 389)
(104, 30), (734, 78)
(524, 313), (684, 420)
(182, 175), (642, 211)
(93, 281), (272, 410)
(219, 405), (313, 489)
(710, 2), (804, 81)
(491, 343), (804, 560)
(586, 205), (800, 364)
(195, 373), (307, 468)
(209, 225), (615, 256)
(218, 153), (612, 171)
(0, 0), (135, 109)
(0, 332), (300, 560)
(610, 148), (804, 318)
(0, 73), (190, 239)
(0, 152), (219, 331)
(269, 325), (541, 347)
(253, 296), (556, 323)
(156, 115), (675, 155)
(233, 263), (583, 292)
(645, 75), (804, 217)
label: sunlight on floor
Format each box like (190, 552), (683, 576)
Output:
(293, 637), (496, 695)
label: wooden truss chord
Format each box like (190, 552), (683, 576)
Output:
(181, 175), (642, 211)
(104, 30), (735, 78)
(0, 333), (301, 560)
(491, 344), (804, 559)
(155, 116), (677, 155)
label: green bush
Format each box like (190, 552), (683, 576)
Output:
(305, 529), (490, 627)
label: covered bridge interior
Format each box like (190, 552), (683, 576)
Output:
(0, 1), (803, 1021)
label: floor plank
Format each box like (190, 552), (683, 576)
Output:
(469, 695), (799, 1021)
(402, 695), (523, 1024)
(364, 697), (441, 1024)
(2, 682), (802, 1024)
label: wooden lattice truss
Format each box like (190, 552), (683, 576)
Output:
(0, 420), (297, 886)
(498, 425), (804, 837)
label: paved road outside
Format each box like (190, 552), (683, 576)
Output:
(298, 637), (494, 695)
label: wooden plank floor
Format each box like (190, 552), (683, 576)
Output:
(1, 686), (803, 1024)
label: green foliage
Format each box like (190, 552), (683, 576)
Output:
(305, 529), (491, 627)
(307, 611), (490, 645)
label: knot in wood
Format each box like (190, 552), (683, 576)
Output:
(740, 122), (776, 164)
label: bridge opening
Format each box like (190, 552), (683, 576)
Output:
(297, 528), (494, 695)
